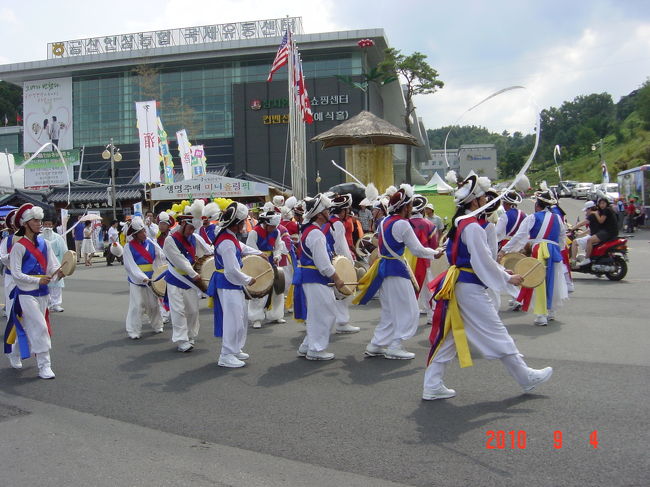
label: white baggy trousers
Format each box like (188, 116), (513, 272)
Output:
(299, 283), (337, 353)
(167, 284), (200, 343)
(371, 276), (419, 349)
(423, 282), (532, 389)
(217, 288), (248, 356)
(126, 283), (163, 336)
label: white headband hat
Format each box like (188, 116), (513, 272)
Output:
(202, 202), (221, 220)
(272, 195), (285, 207)
(448, 171), (491, 206)
(127, 216), (146, 236)
(387, 184), (415, 213)
(218, 202), (249, 228)
(15, 203), (45, 227)
(303, 193), (333, 221)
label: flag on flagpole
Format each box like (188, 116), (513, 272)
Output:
(176, 129), (193, 180)
(135, 100), (161, 183)
(267, 30), (290, 82)
(296, 54), (313, 124)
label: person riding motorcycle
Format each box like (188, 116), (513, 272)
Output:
(580, 197), (618, 267)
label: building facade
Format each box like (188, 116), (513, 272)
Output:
(0, 18), (426, 195)
(419, 144), (497, 180)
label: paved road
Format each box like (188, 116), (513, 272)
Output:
(2, 198), (648, 486)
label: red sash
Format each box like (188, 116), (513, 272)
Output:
(172, 232), (196, 261)
(18, 237), (47, 272)
(215, 231), (241, 251)
(129, 239), (154, 264)
(199, 226), (211, 245)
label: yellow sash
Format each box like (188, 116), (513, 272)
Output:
(533, 242), (550, 315)
(431, 265), (473, 368)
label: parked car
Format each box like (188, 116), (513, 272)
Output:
(572, 182), (594, 199)
(589, 183), (620, 202)
(559, 180), (578, 197)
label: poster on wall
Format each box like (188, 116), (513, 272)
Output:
(23, 77), (73, 152)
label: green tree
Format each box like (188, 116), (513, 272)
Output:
(636, 79), (650, 129)
(378, 48), (444, 183)
(0, 81), (22, 125)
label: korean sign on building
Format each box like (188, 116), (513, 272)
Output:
(252, 94), (351, 124)
(47, 17), (303, 59)
(20, 149), (79, 189)
(151, 174), (269, 201)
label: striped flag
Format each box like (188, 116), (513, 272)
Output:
(267, 30), (290, 82)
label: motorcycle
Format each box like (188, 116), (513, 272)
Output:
(567, 229), (629, 281)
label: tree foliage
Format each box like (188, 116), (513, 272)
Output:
(378, 48), (443, 183)
(0, 81), (22, 125)
(636, 78), (650, 129)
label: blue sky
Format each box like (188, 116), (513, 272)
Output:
(1, 0), (648, 134)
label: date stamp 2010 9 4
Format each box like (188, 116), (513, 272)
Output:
(485, 430), (599, 450)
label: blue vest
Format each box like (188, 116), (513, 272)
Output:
(164, 233), (197, 289)
(4, 234), (13, 275)
(20, 236), (50, 295)
(445, 219), (484, 286)
(322, 216), (341, 254)
(127, 239), (156, 286)
(298, 225), (331, 285)
(529, 210), (561, 244)
(254, 225), (279, 263)
(505, 208), (525, 236)
(378, 216), (410, 279)
(214, 232), (243, 290)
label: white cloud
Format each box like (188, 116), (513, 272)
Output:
(0, 7), (19, 25)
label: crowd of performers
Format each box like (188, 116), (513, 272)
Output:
(4, 171), (579, 399)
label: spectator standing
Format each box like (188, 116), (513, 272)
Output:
(73, 216), (84, 263)
(625, 197), (637, 233)
(616, 197), (626, 230)
(357, 205), (373, 233)
(424, 203), (444, 239)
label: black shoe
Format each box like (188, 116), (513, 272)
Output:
(107, 263), (113, 266)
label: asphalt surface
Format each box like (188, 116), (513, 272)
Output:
(1, 198), (649, 487)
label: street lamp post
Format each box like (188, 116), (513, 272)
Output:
(102, 138), (122, 220)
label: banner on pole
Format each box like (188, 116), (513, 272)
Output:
(133, 202), (143, 217)
(135, 101), (161, 183)
(157, 117), (174, 184)
(60, 208), (69, 235)
(176, 129), (193, 180)
(190, 145), (207, 177)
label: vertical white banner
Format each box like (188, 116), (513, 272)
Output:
(60, 208), (69, 235)
(133, 202), (143, 216)
(175, 129), (193, 180)
(135, 101), (161, 183)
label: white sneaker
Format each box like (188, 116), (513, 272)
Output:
(547, 309), (556, 321)
(419, 308), (427, 315)
(218, 354), (246, 368)
(336, 323), (360, 334)
(153, 328), (164, 334)
(8, 353), (22, 370)
(567, 282), (575, 293)
(236, 351), (250, 360)
(533, 315), (548, 326)
(508, 300), (522, 311)
(422, 384), (456, 400)
(162, 316), (171, 324)
(523, 367), (553, 392)
(49, 305), (64, 312)
(38, 366), (56, 379)
(176, 341), (194, 353)
(273, 318), (287, 324)
(364, 343), (387, 357)
(252, 321), (262, 329)
(297, 344), (308, 357)
(306, 350), (335, 361)
(128, 334), (141, 340)
(579, 258), (591, 266)
(384, 345), (415, 360)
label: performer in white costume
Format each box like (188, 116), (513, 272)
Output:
(354, 185), (439, 360)
(4, 203), (63, 379)
(500, 188), (568, 326)
(163, 203), (213, 352)
(423, 173), (553, 400)
(294, 194), (346, 360)
(208, 202), (263, 368)
(322, 193), (360, 334)
(246, 210), (287, 329)
(155, 211), (175, 324)
(123, 216), (166, 339)
(0, 209), (17, 318)
(42, 215), (68, 313)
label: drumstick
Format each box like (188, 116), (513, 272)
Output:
(251, 267), (274, 281)
(327, 282), (359, 286)
(521, 261), (543, 279)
